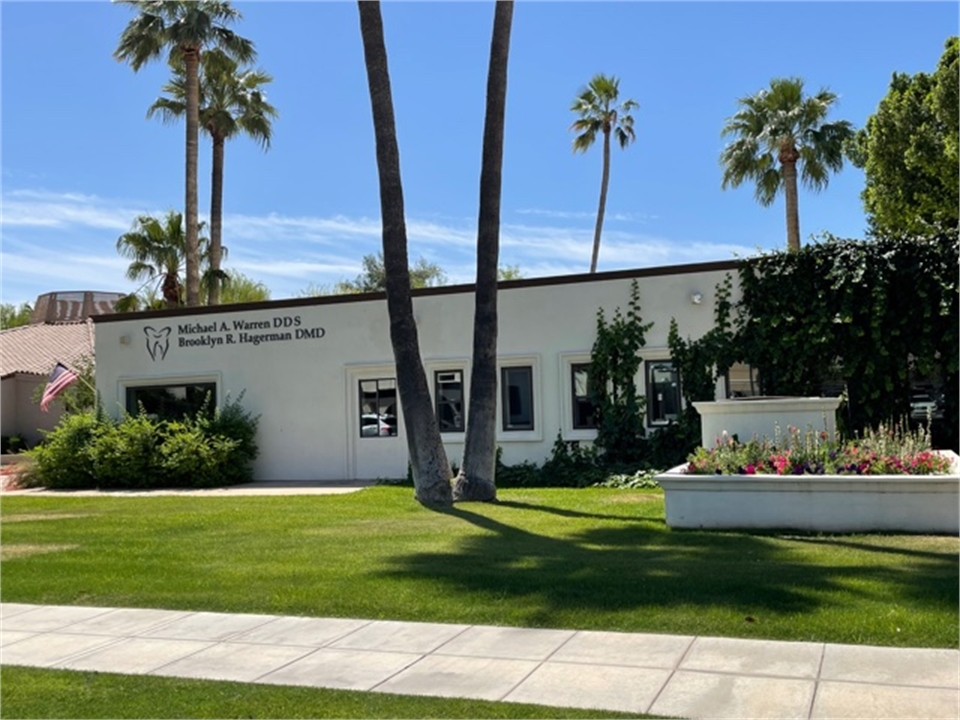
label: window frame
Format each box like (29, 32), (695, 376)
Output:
(570, 362), (597, 430)
(358, 377), (399, 439)
(124, 381), (218, 421)
(646, 360), (682, 427)
(725, 362), (762, 399)
(500, 365), (535, 432)
(434, 369), (465, 433)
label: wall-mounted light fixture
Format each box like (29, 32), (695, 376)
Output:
(690, 292), (703, 305)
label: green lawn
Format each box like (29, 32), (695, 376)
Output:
(0, 667), (649, 720)
(3, 486), (957, 648)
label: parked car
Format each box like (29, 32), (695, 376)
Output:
(910, 392), (939, 420)
(361, 413), (397, 437)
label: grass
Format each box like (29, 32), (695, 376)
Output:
(0, 666), (649, 719)
(2, 486), (957, 649)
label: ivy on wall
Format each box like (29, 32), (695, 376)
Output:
(588, 279), (653, 464)
(671, 229), (959, 450)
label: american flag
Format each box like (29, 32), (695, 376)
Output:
(40, 362), (80, 412)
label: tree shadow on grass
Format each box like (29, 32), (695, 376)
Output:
(493, 499), (660, 524)
(380, 500), (958, 630)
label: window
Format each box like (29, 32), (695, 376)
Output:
(501, 366), (534, 431)
(647, 361), (681, 426)
(359, 378), (398, 438)
(435, 370), (464, 433)
(726, 362), (761, 398)
(126, 382), (216, 420)
(571, 363), (596, 429)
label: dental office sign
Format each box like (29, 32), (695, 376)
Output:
(143, 314), (325, 362)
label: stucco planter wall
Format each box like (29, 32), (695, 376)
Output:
(694, 397), (842, 448)
(656, 452), (960, 534)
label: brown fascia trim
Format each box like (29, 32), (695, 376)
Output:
(92, 259), (744, 325)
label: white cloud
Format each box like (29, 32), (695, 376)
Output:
(1, 186), (759, 303)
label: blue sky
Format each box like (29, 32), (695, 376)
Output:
(2, 1), (956, 307)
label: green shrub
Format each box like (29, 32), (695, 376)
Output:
(26, 412), (103, 488)
(160, 421), (240, 487)
(539, 433), (606, 487)
(24, 395), (260, 490)
(88, 414), (163, 488)
(199, 393), (260, 474)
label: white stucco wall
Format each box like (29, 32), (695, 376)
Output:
(94, 263), (739, 481)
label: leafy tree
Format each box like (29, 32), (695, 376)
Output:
(358, 0), (453, 506)
(335, 252), (446, 293)
(849, 37), (958, 236)
(570, 74), (638, 273)
(116, 211), (210, 309)
(148, 49), (278, 305)
(0, 303), (33, 330)
(720, 77), (854, 252)
(216, 270), (271, 304)
(497, 264), (523, 281)
(453, 0), (514, 503)
(115, 0), (255, 307)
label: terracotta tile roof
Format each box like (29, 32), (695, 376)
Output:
(0, 321), (95, 379)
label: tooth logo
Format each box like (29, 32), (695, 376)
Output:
(144, 326), (172, 361)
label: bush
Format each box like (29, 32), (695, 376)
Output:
(160, 421), (240, 488)
(26, 412), (102, 488)
(24, 396), (260, 490)
(88, 415), (163, 488)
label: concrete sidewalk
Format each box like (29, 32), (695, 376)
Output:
(0, 480), (375, 497)
(1, 603), (957, 719)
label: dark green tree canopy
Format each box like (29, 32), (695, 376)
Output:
(849, 37), (959, 236)
(670, 230), (959, 450)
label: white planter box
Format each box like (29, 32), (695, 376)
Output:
(694, 397), (842, 448)
(656, 452), (960, 534)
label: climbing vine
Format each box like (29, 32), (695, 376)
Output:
(588, 279), (653, 464)
(671, 229), (959, 449)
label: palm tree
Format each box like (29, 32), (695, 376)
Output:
(148, 49), (277, 305)
(570, 74), (638, 273)
(453, 0), (514, 503)
(720, 77), (854, 252)
(116, 211), (210, 309)
(357, 0), (453, 507)
(114, 0), (255, 307)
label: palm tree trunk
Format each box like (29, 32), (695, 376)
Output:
(590, 129), (611, 273)
(454, 0), (513, 503)
(358, 0), (452, 507)
(184, 47), (202, 306)
(780, 151), (801, 252)
(209, 134), (225, 306)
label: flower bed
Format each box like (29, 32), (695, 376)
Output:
(656, 424), (959, 534)
(686, 426), (952, 476)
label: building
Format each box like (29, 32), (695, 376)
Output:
(1, 291), (125, 449)
(92, 261), (742, 481)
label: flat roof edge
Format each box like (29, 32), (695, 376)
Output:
(92, 259), (743, 324)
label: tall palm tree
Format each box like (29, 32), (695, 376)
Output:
(114, 0), (255, 307)
(148, 49), (278, 305)
(453, 0), (514, 503)
(570, 74), (638, 274)
(116, 211), (210, 310)
(357, 0), (453, 507)
(720, 77), (854, 252)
